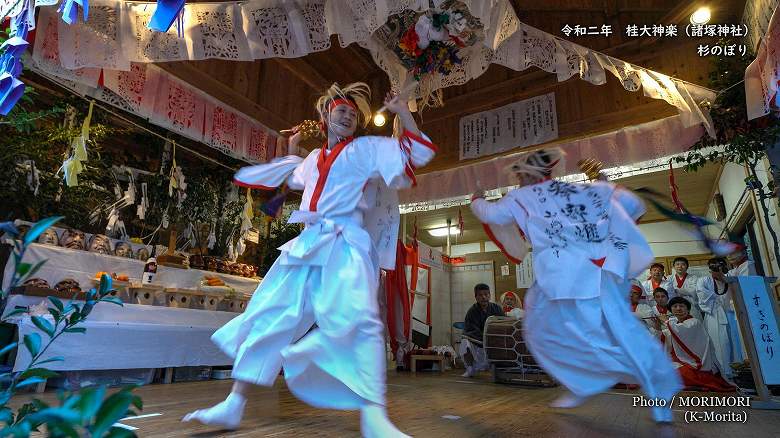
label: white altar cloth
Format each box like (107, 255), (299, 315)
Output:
(2, 295), (238, 371)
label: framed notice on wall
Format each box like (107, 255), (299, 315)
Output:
(459, 93), (558, 160)
(515, 253), (534, 289)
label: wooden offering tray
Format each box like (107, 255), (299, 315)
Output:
(157, 253), (187, 269)
(11, 285), (87, 301)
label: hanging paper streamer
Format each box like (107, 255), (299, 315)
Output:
(59, 101), (94, 187)
(58, 0), (89, 25)
(23, 159), (40, 195)
(137, 182), (149, 220)
(148, 0), (186, 33)
(206, 221), (216, 249)
(635, 187), (741, 256)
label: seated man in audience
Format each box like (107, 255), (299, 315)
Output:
(669, 257), (701, 319)
(654, 297), (735, 392)
(642, 263), (673, 306)
(460, 283), (504, 377)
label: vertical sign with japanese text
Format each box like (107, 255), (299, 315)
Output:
(738, 276), (780, 384)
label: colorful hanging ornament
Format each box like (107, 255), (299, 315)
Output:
(58, 0), (89, 25)
(59, 101), (94, 187)
(0, 0), (31, 116)
(149, 0), (186, 33)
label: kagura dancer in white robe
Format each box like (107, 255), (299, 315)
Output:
(184, 83), (436, 437)
(697, 258), (734, 378)
(470, 148), (681, 423)
(669, 256), (701, 319)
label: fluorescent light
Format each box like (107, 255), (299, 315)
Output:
(373, 113), (386, 127)
(428, 226), (460, 237)
(690, 7), (711, 25)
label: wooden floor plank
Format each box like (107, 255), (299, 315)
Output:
(10, 371), (780, 437)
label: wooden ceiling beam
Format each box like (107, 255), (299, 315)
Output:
(272, 58), (330, 92)
(157, 61), (294, 131)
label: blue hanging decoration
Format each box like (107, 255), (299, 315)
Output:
(148, 0), (186, 33)
(0, 0), (32, 116)
(58, 0), (89, 25)
(259, 185), (289, 219)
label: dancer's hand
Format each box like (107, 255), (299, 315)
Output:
(287, 126), (303, 156)
(384, 92), (410, 115)
(651, 317), (662, 331)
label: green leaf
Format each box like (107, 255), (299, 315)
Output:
(15, 262), (31, 277)
(3, 307), (28, 319)
(23, 333), (41, 357)
(74, 386), (106, 420)
(20, 368), (59, 380)
(15, 377), (46, 389)
(63, 327), (86, 334)
(89, 391), (135, 437)
(0, 342), (17, 356)
(106, 427), (137, 438)
(25, 406), (82, 424)
(68, 312), (82, 326)
(101, 296), (124, 307)
(0, 391), (10, 406)
(24, 216), (63, 246)
(48, 308), (62, 321)
(36, 356), (65, 365)
(99, 274), (112, 296)
(0, 407), (13, 423)
(31, 315), (55, 338)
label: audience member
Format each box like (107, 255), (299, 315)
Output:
(642, 263), (672, 306)
(696, 258), (734, 379)
(460, 283), (504, 377)
(669, 257), (700, 319)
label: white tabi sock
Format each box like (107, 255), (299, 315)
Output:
(651, 406), (674, 423)
(360, 403), (411, 438)
(549, 391), (590, 408)
(182, 392), (247, 430)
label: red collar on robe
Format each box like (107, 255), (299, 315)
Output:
(656, 305), (669, 315)
(309, 137), (353, 211)
(650, 278), (664, 290)
(675, 273), (687, 288)
(631, 303), (638, 312)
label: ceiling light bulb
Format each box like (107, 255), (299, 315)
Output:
(427, 226), (461, 237)
(373, 113), (386, 127)
(690, 7), (711, 25)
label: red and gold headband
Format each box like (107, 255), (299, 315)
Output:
(327, 98), (357, 112)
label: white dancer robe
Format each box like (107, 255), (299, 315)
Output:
(660, 316), (735, 392)
(472, 180), (681, 401)
(671, 273), (701, 319)
(696, 275), (733, 377)
(216, 131), (436, 409)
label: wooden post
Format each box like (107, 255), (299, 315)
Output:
(730, 276), (780, 410)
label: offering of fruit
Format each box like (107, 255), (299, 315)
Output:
(113, 273), (130, 282)
(203, 275), (226, 287)
(94, 271), (109, 280)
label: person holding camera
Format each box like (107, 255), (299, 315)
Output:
(696, 258), (734, 379)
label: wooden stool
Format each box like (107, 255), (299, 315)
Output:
(410, 354), (445, 373)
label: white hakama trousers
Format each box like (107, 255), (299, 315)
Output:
(703, 314), (733, 378)
(524, 272), (681, 401)
(211, 229), (386, 410)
